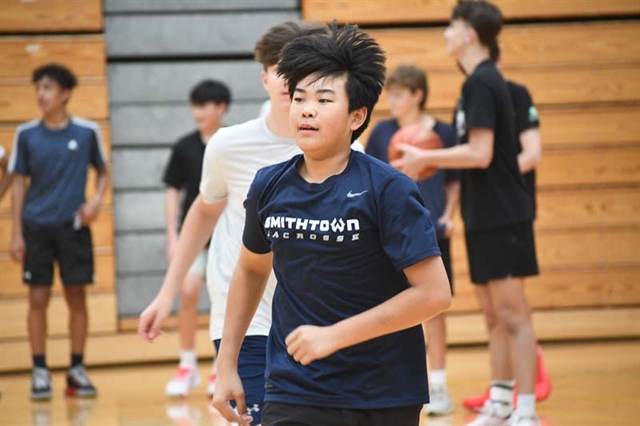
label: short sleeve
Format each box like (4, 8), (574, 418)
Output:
(199, 133), (227, 202)
(378, 174), (441, 270)
(464, 79), (495, 131)
(163, 145), (184, 189)
(242, 175), (271, 254)
(512, 85), (540, 134)
(8, 127), (29, 175)
(90, 125), (107, 169)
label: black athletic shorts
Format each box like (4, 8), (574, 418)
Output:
(262, 402), (421, 426)
(22, 220), (94, 286)
(465, 221), (539, 285)
(438, 237), (454, 295)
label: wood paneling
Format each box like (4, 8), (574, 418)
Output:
(0, 0), (103, 34)
(0, 36), (106, 80)
(368, 22), (640, 71)
(303, 0), (640, 24)
(0, 80), (109, 122)
(0, 292), (117, 340)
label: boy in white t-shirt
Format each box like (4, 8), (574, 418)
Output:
(138, 21), (330, 425)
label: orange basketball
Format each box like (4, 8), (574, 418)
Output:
(388, 123), (443, 180)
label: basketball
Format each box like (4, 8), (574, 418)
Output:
(388, 123), (443, 180)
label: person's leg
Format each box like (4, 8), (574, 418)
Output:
(488, 276), (537, 420)
(424, 314), (453, 415)
(64, 285), (88, 356)
(28, 286), (52, 359)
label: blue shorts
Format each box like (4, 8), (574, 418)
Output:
(214, 335), (267, 425)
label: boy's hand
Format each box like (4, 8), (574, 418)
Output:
(438, 215), (454, 239)
(138, 295), (173, 342)
(76, 200), (100, 225)
(212, 369), (253, 426)
(389, 144), (430, 181)
(285, 325), (338, 366)
(9, 232), (25, 262)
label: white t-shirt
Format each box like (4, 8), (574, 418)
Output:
(200, 117), (364, 340)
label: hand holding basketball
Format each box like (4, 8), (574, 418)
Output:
(388, 123), (443, 181)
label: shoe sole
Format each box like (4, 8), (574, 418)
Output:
(31, 393), (52, 401)
(65, 388), (97, 398)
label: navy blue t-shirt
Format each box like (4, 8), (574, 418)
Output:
(8, 117), (107, 225)
(366, 119), (459, 240)
(243, 150), (440, 409)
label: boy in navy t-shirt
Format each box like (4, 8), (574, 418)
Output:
(8, 64), (108, 400)
(212, 23), (452, 426)
(367, 64), (459, 416)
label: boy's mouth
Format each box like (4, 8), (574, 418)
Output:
(299, 124), (318, 131)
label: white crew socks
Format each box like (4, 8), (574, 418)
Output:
(430, 369), (447, 389)
(490, 379), (515, 418)
(516, 393), (536, 418)
(179, 349), (197, 369)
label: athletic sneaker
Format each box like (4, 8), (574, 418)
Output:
(65, 365), (97, 397)
(206, 369), (217, 397)
(507, 411), (540, 426)
(464, 345), (552, 412)
(465, 403), (510, 426)
(425, 386), (454, 415)
(31, 367), (52, 401)
(165, 366), (201, 397)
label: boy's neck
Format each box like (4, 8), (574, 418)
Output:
(398, 111), (434, 129)
(458, 44), (491, 76)
(300, 148), (351, 184)
(266, 105), (293, 139)
(200, 123), (221, 144)
(42, 109), (69, 129)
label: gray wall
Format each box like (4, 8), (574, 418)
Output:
(105, 0), (300, 316)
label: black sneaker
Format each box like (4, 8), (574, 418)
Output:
(65, 365), (97, 398)
(31, 367), (52, 401)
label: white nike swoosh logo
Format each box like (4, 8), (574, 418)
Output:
(347, 190), (368, 198)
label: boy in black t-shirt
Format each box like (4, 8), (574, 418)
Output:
(162, 80), (230, 397)
(392, 2), (539, 425)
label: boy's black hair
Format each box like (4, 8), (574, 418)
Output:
(452, 1), (503, 48)
(489, 39), (500, 62)
(32, 63), (78, 90)
(277, 22), (386, 143)
(190, 80), (231, 105)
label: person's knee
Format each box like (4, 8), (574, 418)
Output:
(64, 287), (87, 312)
(181, 275), (204, 301)
(29, 287), (51, 311)
(496, 305), (529, 334)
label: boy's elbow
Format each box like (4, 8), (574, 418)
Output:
(476, 154), (492, 169)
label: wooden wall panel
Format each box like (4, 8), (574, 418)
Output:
(0, 80), (109, 122)
(0, 36), (106, 79)
(303, 0), (640, 24)
(0, 252), (115, 297)
(0, 293), (117, 340)
(0, 0), (103, 34)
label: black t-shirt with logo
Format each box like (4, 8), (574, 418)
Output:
(507, 80), (540, 216)
(454, 60), (533, 231)
(163, 130), (206, 227)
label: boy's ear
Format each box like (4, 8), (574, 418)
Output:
(61, 88), (72, 105)
(260, 69), (268, 87)
(350, 106), (368, 131)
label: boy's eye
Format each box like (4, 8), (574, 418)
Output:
(293, 97), (303, 102)
(319, 99), (332, 103)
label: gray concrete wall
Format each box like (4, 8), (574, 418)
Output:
(105, 0), (300, 317)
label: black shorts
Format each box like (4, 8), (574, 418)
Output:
(438, 237), (454, 295)
(23, 220), (94, 286)
(262, 402), (421, 426)
(465, 221), (539, 285)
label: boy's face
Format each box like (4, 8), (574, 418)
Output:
(387, 85), (423, 120)
(444, 19), (473, 57)
(191, 101), (226, 133)
(261, 64), (291, 113)
(35, 76), (71, 115)
(290, 73), (366, 157)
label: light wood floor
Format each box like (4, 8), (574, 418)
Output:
(0, 340), (638, 426)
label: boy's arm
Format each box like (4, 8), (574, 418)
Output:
(390, 128), (494, 180)
(9, 175), (26, 261)
(164, 187), (181, 262)
(286, 254), (451, 366)
(77, 167), (108, 226)
(438, 180), (460, 238)
(138, 194), (226, 341)
(213, 245), (272, 424)
(518, 128), (541, 174)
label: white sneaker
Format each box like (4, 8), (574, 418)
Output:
(466, 403), (510, 426)
(507, 411), (540, 426)
(206, 369), (217, 397)
(425, 386), (454, 415)
(165, 366), (201, 397)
